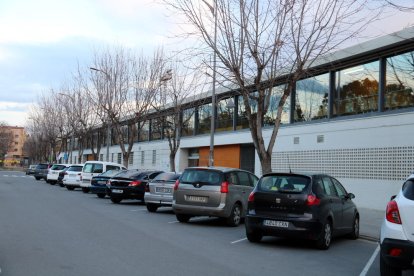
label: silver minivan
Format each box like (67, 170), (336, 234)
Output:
(172, 167), (259, 226)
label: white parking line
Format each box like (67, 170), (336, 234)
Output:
(168, 221), (179, 224)
(130, 209), (147, 212)
(359, 245), (380, 276)
(231, 238), (247, 244)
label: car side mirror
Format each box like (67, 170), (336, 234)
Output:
(346, 193), (355, 199)
(390, 195), (396, 200)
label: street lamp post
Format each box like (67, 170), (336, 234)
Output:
(90, 67), (111, 162)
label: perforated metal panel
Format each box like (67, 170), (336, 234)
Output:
(272, 146), (414, 181)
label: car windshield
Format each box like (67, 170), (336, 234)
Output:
(99, 170), (122, 177)
(258, 175), (310, 193)
(113, 170), (144, 179)
(36, 164), (48, 169)
(51, 165), (66, 170)
(153, 173), (181, 181)
(402, 179), (414, 200)
(67, 166), (83, 172)
(180, 169), (222, 185)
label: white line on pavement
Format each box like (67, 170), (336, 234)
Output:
(168, 221), (179, 224)
(231, 238), (247, 244)
(359, 245), (380, 276)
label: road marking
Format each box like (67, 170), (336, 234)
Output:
(359, 245), (380, 276)
(168, 221), (179, 224)
(130, 209), (147, 212)
(231, 238), (247, 244)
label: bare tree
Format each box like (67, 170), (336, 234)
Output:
(88, 46), (164, 167)
(0, 122), (14, 167)
(165, 0), (380, 173)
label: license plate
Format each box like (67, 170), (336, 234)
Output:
(112, 189), (123, 194)
(98, 180), (107, 184)
(263, 220), (289, 228)
(156, 187), (172, 194)
(186, 195), (207, 203)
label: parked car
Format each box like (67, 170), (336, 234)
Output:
(33, 163), (50, 181)
(144, 172), (181, 212)
(108, 170), (163, 204)
(63, 164), (84, 190)
(90, 170), (124, 198)
(26, 165), (37, 175)
(380, 175), (414, 275)
(57, 166), (70, 187)
(80, 161), (127, 193)
(245, 172), (359, 249)
(47, 164), (70, 185)
(172, 167), (259, 226)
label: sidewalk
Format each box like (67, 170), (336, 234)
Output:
(359, 207), (384, 242)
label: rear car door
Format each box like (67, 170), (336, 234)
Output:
(332, 177), (355, 231)
(321, 176), (344, 230)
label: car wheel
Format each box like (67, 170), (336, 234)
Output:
(226, 204), (242, 227)
(49, 181), (56, 185)
(111, 197), (122, 204)
(316, 220), (332, 250)
(97, 193), (106, 198)
(66, 186), (75, 191)
(146, 203), (158, 213)
(59, 183), (64, 187)
(176, 214), (191, 223)
(81, 187), (89, 193)
(246, 230), (262, 243)
(380, 253), (402, 276)
(348, 215), (359, 240)
(35, 177), (41, 181)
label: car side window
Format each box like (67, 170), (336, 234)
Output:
(249, 174), (259, 186)
(227, 172), (240, 185)
(236, 172), (251, 187)
(322, 176), (338, 197)
(93, 164), (103, 173)
(313, 176), (326, 197)
(331, 178), (347, 198)
(107, 165), (120, 171)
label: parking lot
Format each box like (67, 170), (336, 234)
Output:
(0, 170), (410, 276)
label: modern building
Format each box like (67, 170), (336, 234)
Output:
(0, 126), (27, 168)
(68, 27), (414, 210)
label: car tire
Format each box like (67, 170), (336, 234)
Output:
(97, 193), (106, 198)
(35, 177), (41, 181)
(49, 181), (56, 185)
(146, 203), (158, 213)
(226, 204), (242, 227)
(176, 214), (191, 223)
(59, 183), (64, 187)
(81, 187), (89, 193)
(246, 230), (263, 243)
(380, 253), (402, 276)
(348, 215), (359, 240)
(316, 220), (332, 250)
(111, 197), (122, 204)
(66, 186), (75, 191)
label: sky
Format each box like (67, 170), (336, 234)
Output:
(0, 0), (413, 127)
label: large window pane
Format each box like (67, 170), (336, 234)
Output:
(138, 121), (149, 142)
(150, 117), (163, 141)
(386, 51), (414, 110)
(236, 95), (250, 130)
(197, 103), (212, 135)
(216, 97), (234, 132)
(295, 74), (329, 122)
(182, 108), (195, 137)
(265, 85), (290, 126)
(334, 61), (379, 116)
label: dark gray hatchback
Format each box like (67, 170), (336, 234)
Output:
(245, 173), (359, 249)
(172, 167), (259, 227)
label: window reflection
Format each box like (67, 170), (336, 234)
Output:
(295, 74), (329, 122)
(197, 103), (212, 134)
(236, 93), (256, 129)
(265, 85), (290, 126)
(216, 97), (234, 132)
(150, 118), (163, 141)
(182, 108), (195, 137)
(386, 51), (414, 110)
(138, 121), (149, 142)
(334, 61), (379, 116)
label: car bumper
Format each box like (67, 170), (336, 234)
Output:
(172, 202), (228, 218)
(144, 193), (173, 206)
(245, 214), (323, 240)
(380, 238), (414, 270)
(90, 185), (110, 195)
(110, 187), (144, 200)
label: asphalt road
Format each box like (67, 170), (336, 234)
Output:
(0, 170), (411, 276)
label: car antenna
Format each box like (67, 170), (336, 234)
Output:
(287, 155), (292, 173)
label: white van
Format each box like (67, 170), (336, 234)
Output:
(80, 161), (126, 193)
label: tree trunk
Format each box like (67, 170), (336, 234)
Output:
(259, 152), (272, 175)
(169, 153), (176, 172)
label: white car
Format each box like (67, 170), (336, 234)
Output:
(63, 164), (84, 190)
(46, 164), (71, 185)
(379, 175), (414, 276)
(80, 161), (126, 193)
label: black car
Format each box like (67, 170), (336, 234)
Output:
(90, 170), (124, 198)
(33, 163), (50, 181)
(57, 167), (70, 187)
(245, 173), (359, 249)
(108, 170), (163, 204)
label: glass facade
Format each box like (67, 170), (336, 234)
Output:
(150, 118), (163, 141)
(182, 108), (195, 137)
(236, 95), (250, 130)
(138, 121), (149, 142)
(295, 73), (329, 122)
(385, 51), (414, 110)
(216, 97), (235, 132)
(197, 103), (212, 135)
(265, 85), (290, 126)
(334, 61), (379, 116)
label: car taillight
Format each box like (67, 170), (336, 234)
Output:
(386, 200), (402, 224)
(220, 181), (229, 193)
(128, 180), (142, 187)
(248, 192), (255, 202)
(306, 194), (321, 206)
(389, 248), (402, 256)
(174, 179), (179, 191)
